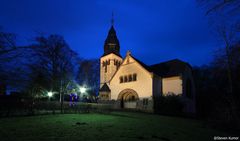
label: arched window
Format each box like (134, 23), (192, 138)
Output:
(105, 62), (107, 73)
(120, 76), (123, 83)
(128, 74), (132, 82)
(117, 61), (121, 69)
(124, 76), (128, 82)
(133, 73), (137, 81)
(102, 61), (105, 67)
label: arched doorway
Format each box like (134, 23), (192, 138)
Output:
(118, 89), (139, 109)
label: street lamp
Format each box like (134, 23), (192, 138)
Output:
(78, 86), (88, 101)
(79, 87), (87, 94)
(48, 91), (53, 97)
(48, 91), (53, 101)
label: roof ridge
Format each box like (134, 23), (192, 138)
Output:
(149, 59), (186, 67)
(129, 55), (151, 71)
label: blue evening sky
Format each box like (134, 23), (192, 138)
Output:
(0, 0), (217, 66)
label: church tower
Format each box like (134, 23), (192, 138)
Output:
(99, 16), (123, 100)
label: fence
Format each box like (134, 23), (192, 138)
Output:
(0, 100), (114, 117)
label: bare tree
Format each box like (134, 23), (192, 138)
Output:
(28, 35), (78, 108)
(0, 27), (30, 93)
(77, 59), (100, 101)
(198, 0), (240, 15)
(198, 0), (240, 94)
(217, 24), (239, 93)
(0, 28), (16, 59)
(0, 27), (29, 62)
(198, 1), (240, 127)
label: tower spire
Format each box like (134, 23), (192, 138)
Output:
(111, 11), (114, 26)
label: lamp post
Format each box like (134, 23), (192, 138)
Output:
(79, 86), (87, 101)
(79, 87), (87, 94)
(48, 91), (53, 101)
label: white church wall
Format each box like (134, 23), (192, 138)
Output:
(100, 53), (122, 85)
(162, 76), (182, 95)
(109, 56), (153, 100)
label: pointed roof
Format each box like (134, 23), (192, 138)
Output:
(105, 26), (119, 44)
(102, 25), (121, 57)
(99, 83), (111, 92)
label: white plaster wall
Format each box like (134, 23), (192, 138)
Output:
(109, 56), (153, 100)
(162, 76), (182, 95)
(100, 53), (122, 85)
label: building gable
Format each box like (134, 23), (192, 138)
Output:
(109, 53), (153, 99)
(109, 53), (152, 83)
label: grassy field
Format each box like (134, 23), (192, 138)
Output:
(0, 112), (231, 141)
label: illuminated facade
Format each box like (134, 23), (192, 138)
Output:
(99, 25), (196, 113)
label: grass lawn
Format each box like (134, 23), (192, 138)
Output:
(0, 112), (231, 141)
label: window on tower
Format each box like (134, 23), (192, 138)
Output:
(117, 63), (119, 69)
(102, 61), (105, 67)
(105, 65), (107, 73)
(120, 76), (123, 83)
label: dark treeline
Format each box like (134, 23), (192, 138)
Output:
(0, 29), (99, 102)
(196, 0), (240, 131)
(194, 43), (240, 128)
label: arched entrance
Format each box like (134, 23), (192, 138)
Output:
(118, 89), (139, 109)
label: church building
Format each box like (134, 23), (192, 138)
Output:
(99, 24), (196, 113)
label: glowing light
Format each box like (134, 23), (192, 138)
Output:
(79, 87), (87, 93)
(48, 91), (53, 97)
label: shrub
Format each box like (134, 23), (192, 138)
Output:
(154, 95), (184, 116)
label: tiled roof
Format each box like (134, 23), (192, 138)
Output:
(131, 55), (191, 77)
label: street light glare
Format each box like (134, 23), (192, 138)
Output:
(48, 92), (53, 97)
(79, 87), (87, 93)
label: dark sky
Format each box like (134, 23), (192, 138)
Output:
(0, 0), (217, 66)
